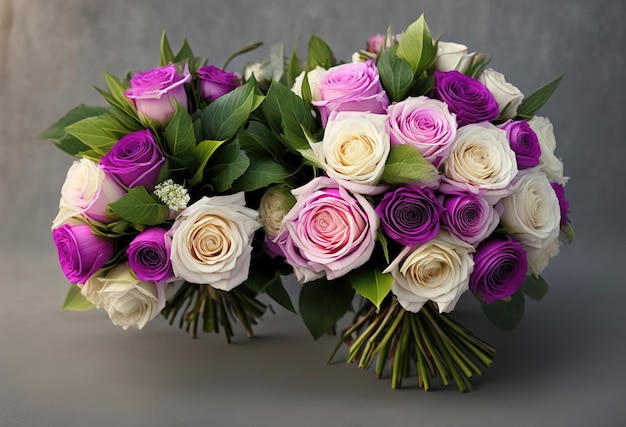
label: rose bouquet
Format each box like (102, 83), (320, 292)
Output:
(41, 35), (297, 340)
(246, 15), (573, 391)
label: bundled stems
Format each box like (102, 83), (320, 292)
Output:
(162, 282), (267, 342)
(328, 297), (495, 392)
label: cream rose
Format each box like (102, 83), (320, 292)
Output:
(60, 158), (126, 223)
(443, 122), (518, 198)
(525, 235), (560, 277)
(291, 66), (327, 102)
(478, 68), (524, 120)
(528, 116), (568, 185)
(385, 231), (475, 313)
(51, 199), (84, 229)
(500, 170), (561, 249)
(81, 263), (166, 330)
(310, 111), (390, 195)
(259, 185), (296, 238)
(435, 41), (475, 74)
(167, 193), (261, 291)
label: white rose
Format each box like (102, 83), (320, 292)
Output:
(60, 158), (126, 223)
(258, 185), (296, 237)
(500, 170), (561, 249)
(291, 66), (327, 102)
(478, 68), (524, 120)
(525, 235), (560, 277)
(435, 41), (475, 74)
(82, 263), (166, 330)
(528, 116), (568, 185)
(243, 61), (272, 83)
(310, 111), (390, 195)
(384, 231), (475, 313)
(167, 193), (261, 291)
(443, 122), (518, 198)
(51, 198), (84, 229)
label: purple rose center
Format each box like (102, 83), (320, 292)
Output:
(501, 120), (541, 169)
(127, 227), (173, 283)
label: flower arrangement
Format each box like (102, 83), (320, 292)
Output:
(41, 15), (573, 391)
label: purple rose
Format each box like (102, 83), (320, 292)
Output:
(124, 64), (192, 123)
(53, 224), (114, 284)
(367, 34), (385, 54)
(440, 190), (502, 246)
(100, 129), (165, 190)
(500, 120), (541, 169)
(126, 227), (174, 283)
(312, 60), (390, 126)
(550, 182), (570, 224)
(196, 65), (241, 102)
(386, 96), (458, 167)
(434, 70), (500, 126)
(375, 185), (441, 246)
(274, 177), (379, 283)
(469, 237), (528, 303)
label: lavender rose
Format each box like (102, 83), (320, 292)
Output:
(100, 129), (165, 190)
(440, 190), (502, 246)
(52, 224), (114, 284)
(312, 60), (389, 126)
(500, 120), (541, 169)
(550, 182), (570, 224)
(126, 227), (174, 283)
(367, 34), (385, 54)
(274, 177), (379, 283)
(434, 70), (499, 126)
(386, 96), (458, 167)
(375, 185), (441, 246)
(469, 237), (528, 303)
(196, 65), (241, 102)
(125, 64), (192, 123)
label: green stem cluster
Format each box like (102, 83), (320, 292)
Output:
(162, 283), (267, 342)
(329, 298), (495, 392)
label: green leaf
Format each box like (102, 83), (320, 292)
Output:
(189, 139), (225, 187)
(205, 141), (250, 193)
(377, 46), (415, 101)
(265, 280), (296, 313)
(165, 102), (196, 157)
(39, 105), (108, 156)
(349, 264), (393, 309)
(381, 144), (439, 185)
(62, 284), (95, 311)
(306, 34), (334, 70)
(261, 80), (317, 135)
(94, 73), (141, 128)
(481, 290), (525, 331)
(159, 31), (175, 66)
(520, 275), (550, 301)
(516, 75), (563, 119)
(65, 114), (127, 157)
(396, 14), (437, 76)
(237, 121), (284, 163)
(232, 158), (291, 192)
(108, 186), (170, 226)
(173, 38), (194, 63)
(202, 79), (264, 141)
(285, 46), (302, 88)
(299, 277), (354, 340)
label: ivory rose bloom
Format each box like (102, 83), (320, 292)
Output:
(384, 231), (475, 313)
(443, 122), (518, 200)
(500, 170), (561, 249)
(83, 263), (166, 330)
(478, 69), (524, 120)
(310, 111), (389, 194)
(525, 235), (560, 277)
(167, 193), (261, 291)
(259, 185), (296, 258)
(274, 177), (379, 283)
(60, 158), (126, 223)
(291, 66), (327, 102)
(528, 116), (568, 185)
(435, 41), (474, 73)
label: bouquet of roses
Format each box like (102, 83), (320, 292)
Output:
(246, 14), (573, 391)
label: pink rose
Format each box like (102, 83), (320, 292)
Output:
(196, 65), (241, 102)
(367, 34), (385, 54)
(312, 60), (389, 126)
(274, 177), (379, 283)
(124, 64), (192, 123)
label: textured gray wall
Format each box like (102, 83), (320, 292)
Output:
(1, 1), (624, 426)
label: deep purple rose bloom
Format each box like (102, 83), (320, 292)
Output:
(375, 185), (442, 246)
(100, 129), (165, 190)
(127, 227), (174, 283)
(469, 237), (528, 303)
(500, 120), (541, 169)
(440, 191), (501, 246)
(124, 64), (191, 123)
(550, 182), (570, 224)
(434, 70), (500, 126)
(52, 224), (114, 284)
(196, 65), (241, 102)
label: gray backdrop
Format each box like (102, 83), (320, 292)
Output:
(1, 0), (624, 426)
